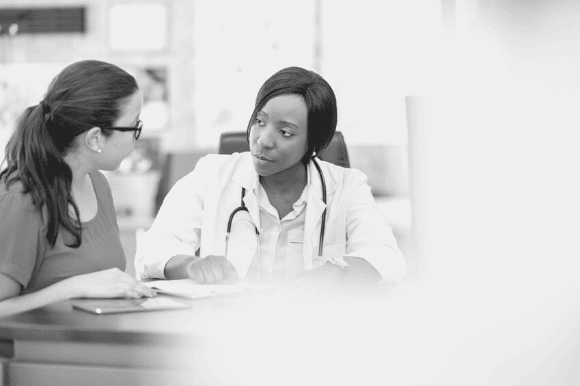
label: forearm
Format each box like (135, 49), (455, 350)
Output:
(0, 279), (75, 319)
(164, 254), (201, 280)
(343, 256), (382, 285)
(135, 228), (200, 280)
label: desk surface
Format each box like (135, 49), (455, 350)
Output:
(0, 287), (396, 346)
(0, 287), (406, 385)
(1, 282), (579, 386)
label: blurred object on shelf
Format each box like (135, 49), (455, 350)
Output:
(105, 171), (161, 220)
(115, 137), (162, 175)
(104, 137), (163, 220)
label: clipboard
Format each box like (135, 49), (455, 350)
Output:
(72, 296), (190, 314)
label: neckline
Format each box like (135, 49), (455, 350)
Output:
(78, 172), (100, 225)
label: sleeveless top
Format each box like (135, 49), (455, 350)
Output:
(0, 171), (125, 294)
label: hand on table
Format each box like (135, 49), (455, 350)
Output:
(65, 268), (157, 299)
(186, 255), (239, 284)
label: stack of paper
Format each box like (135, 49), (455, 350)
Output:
(143, 279), (273, 299)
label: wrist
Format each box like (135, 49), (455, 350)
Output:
(325, 257), (349, 273)
(53, 276), (81, 300)
(165, 255), (198, 279)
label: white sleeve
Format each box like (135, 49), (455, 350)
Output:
(342, 170), (407, 283)
(134, 156), (209, 280)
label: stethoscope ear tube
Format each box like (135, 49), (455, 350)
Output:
(312, 157), (327, 257)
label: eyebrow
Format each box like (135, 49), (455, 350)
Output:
(278, 120), (300, 130)
(257, 111), (301, 130)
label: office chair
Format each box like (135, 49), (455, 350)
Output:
(218, 131), (350, 167)
(154, 151), (208, 215)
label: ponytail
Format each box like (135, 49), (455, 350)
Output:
(1, 102), (82, 247)
(1, 60), (138, 249)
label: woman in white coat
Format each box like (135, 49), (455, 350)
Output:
(135, 67), (405, 286)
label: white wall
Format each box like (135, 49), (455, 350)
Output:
(191, 0), (317, 149)
(0, 0), (444, 151)
(320, 0), (442, 146)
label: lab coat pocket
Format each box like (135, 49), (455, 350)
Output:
(286, 229), (304, 275)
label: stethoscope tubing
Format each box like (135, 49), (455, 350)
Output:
(225, 157), (327, 257)
(311, 158), (327, 257)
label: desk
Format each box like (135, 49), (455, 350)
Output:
(2, 282), (578, 386)
(0, 288), (403, 386)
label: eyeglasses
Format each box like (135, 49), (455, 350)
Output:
(102, 119), (143, 140)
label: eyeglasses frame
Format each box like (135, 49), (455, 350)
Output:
(101, 119), (143, 140)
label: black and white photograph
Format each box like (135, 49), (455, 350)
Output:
(0, 1), (579, 385)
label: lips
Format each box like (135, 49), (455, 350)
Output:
(253, 154), (273, 162)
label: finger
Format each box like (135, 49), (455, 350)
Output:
(124, 290), (143, 299)
(223, 260), (239, 283)
(210, 262), (225, 283)
(201, 261), (216, 284)
(135, 284), (157, 297)
(187, 262), (206, 284)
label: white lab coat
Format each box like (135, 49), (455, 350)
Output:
(135, 152), (406, 282)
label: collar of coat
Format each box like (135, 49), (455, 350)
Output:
(230, 152), (341, 239)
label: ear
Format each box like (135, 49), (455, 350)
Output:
(84, 127), (104, 154)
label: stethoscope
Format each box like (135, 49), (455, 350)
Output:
(225, 157), (327, 277)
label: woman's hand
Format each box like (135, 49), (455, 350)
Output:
(62, 268), (157, 299)
(186, 255), (239, 284)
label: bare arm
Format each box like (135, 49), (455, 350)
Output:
(0, 269), (156, 319)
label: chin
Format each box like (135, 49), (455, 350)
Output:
(253, 163), (272, 177)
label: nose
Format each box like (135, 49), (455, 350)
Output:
(256, 126), (275, 149)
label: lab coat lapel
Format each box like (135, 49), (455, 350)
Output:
(230, 155), (261, 278)
(242, 190), (261, 231)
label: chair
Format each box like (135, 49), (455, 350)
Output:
(218, 131), (350, 167)
(154, 151), (209, 215)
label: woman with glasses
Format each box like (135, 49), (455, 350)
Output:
(0, 60), (156, 317)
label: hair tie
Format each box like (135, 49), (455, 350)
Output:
(39, 101), (51, 115)
(39, 101), (54, 126)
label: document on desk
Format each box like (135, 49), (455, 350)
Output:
(143, 279), (273, 299)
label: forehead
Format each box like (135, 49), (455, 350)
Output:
(114, 90), (142, 125)
(261, 94), (307, 123)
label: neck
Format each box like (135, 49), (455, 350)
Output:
(63, 152), (91, 192)
(260, 161), (308, 194)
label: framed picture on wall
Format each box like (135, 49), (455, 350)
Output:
(108, 2), (169, 52)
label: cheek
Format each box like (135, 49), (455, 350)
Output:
(295, 136), (309, 157)
(248, 128), (258, 146)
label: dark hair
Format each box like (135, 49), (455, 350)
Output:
(246, 66), (337, 163)
(0, 60), (138, 248)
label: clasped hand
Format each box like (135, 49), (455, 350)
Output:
(186, 255), (239, 284)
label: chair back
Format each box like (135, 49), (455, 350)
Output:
(218, 131), (350, 167)
(154, 151), (207, 214)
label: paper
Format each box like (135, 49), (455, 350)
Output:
(143, 279), (273, 299)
